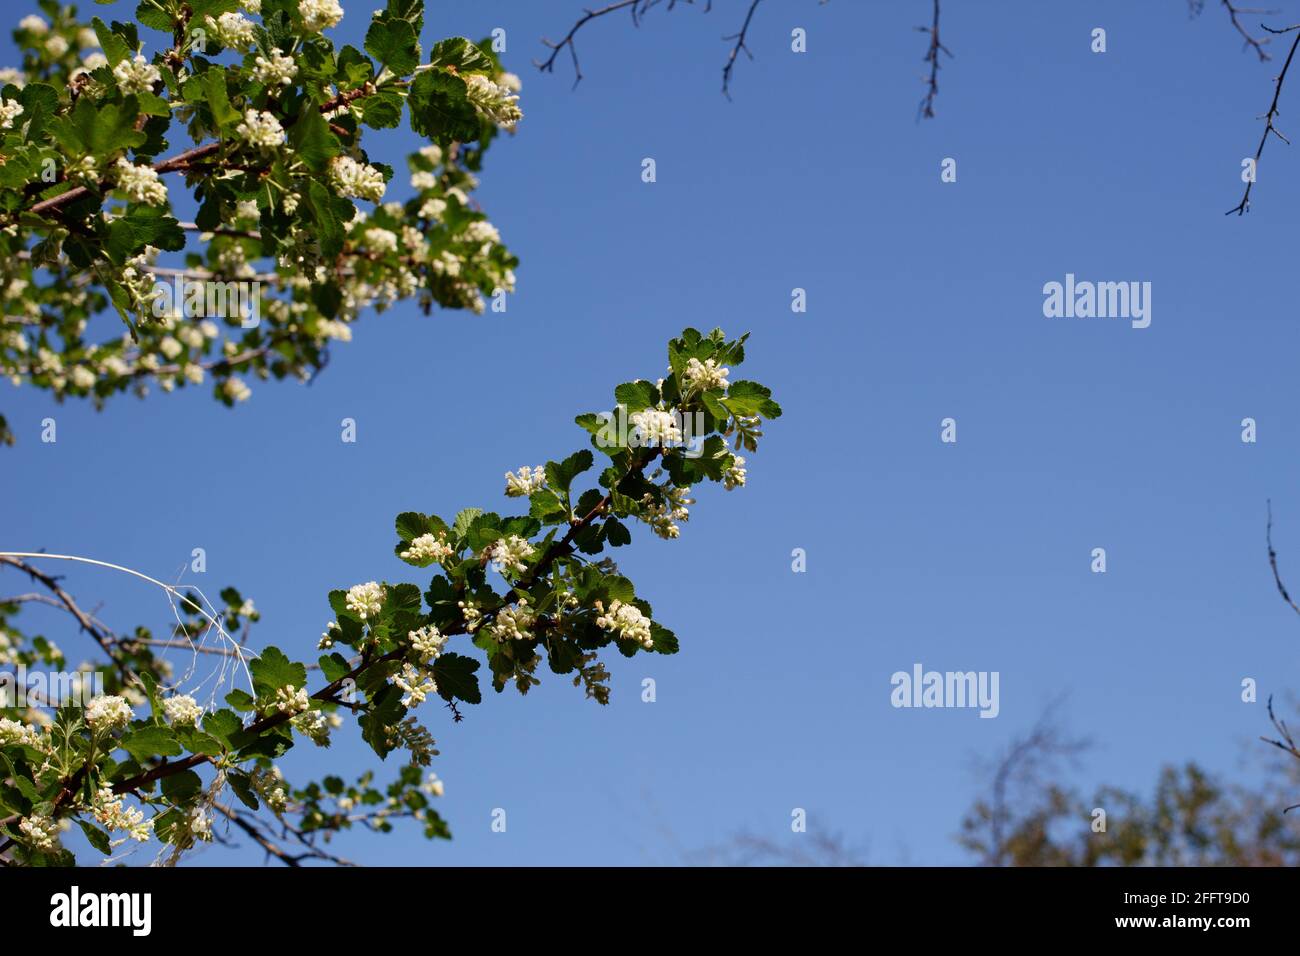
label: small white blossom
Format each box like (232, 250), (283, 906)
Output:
(162, 694), (203, 726)
(18, 15), (49, 35)
(504, 465), (546, 497)
(0, 99), (24, 130)
(595, 600), (654, 650)
(274, 684), (310, 715)
(112, 55), (161, 95)
(421, 772), (445, 797)
(18, 814), (59, 851)
(114, 158), (168, 206)
(723, 455), (747, 490)
(484, 535), (534, 575)
(223, 377), (252, 402)
(629, 408), (682, 445)
(682, 357), (730, 393)
(328, 155), (386, 202)
(409, 625), (447, 660)
(206, 12), (257, 51)
(393, 662), (436, 708)
(252, 50), (297, 86)
(299, 0), (344, 32)
(346, 581), (386, 620)
(400, 532), (454, 564)
(235, 109), (285, 150)
(462, 73), (522, 129)
(86, 695), (134, 733)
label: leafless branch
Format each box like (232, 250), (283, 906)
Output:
(917, 0), (951, 119)
(1266, 500), (1300, 615)
(1228, 23), (1300, 214)
(721, 1), (766, 99)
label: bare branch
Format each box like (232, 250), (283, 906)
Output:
(917, 0), (952, 120)
(1227, 23), (1300, 214)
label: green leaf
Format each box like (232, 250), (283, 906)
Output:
(451, 507), (482, 543)
(161, 769), (202, 803)
(118, 725), (182, 762)
(77, 820), (113, 855)
(202, 68), (240, 130)
(250, 645), (308, 695)
(93, 17), (131, 66)
(723, 381), (782, 419)
(545, 449), (593, 497)
(615, 380), (659, 413)
(433, 652), (481, 704)
(395, 511), (431, 541)
(427, 37), (496, 74)
(365, 17), (420, 76)
(288, 98), (340, 172)
(226, 769), (260, 810)
(203, 709), (244, 744)
(319, 652), (351, 682)
(408, 69), (480, 145)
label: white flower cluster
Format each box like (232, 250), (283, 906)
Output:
(724, 455), (747, 490)
(292, 708), (334, 746)
(328, 155), (386, 202)
(0, 716), (41, 747)
(409, 625), (447, 660)
(318, 620), (341, 649)
(206, 12), (257, 52)
(640, 486), (693, 539)
(112, 55), (160, 95)
(18, 15), (48, 34)
(363, 227), (399, 254)
(484, 534), (535, 574)
(393, 662), (437, 708)
(346, 581), (386, 620)
(421, 772), (444, 797)
(162, 694), (203, 726)
(0, 98), (23, 130)
(504, 465), (546, 497)
(595, 600), (654, 650)
(630, 408), (683, 445)
(236, 109), (285, 150)
(458, 599), (481, 632)
(275, 684), (310, 715)
(252, 51), (297, 87)
(462, 73), (523, 129)
(189, 808), (213, 841)
(18, 813), (59, 851)
(401, 531), (454, 564)
(86, 694), (133, 733)
(299, 0), (344, 32)
(223, 377), (252, 402)
(682, 357), (730, 393)
(486, 598), (535, 642)
(91, 787), (152, 842)
(114, 158), (168, 206)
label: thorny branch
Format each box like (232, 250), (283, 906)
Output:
(1227, 23), (1300, 214)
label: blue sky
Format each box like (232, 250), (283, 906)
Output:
(5, 0), (1300, 865)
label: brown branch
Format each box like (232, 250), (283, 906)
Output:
(917, 0), (951, 120)
(1266, 500), (1300, 615)
(537, 1), (644, 87)
(1221, 0), (1277, 61)
(1228, 23), (1300, 214)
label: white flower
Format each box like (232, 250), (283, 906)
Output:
(421, 772), (445, 797)
(328, 155), (386, 202)
(363, 227), (398, 254)
(462, 73), (522, 129)
(77, 28), (98, 49)
(723, 455), (747, 490)
(162, 694), (203, 726)
(318, 620), (341, 649)
(158, 335), (183, 360)
(252, 50), (297, 86)
(504, 465), (546, 497)
(410, 171), (438, 191)
(274, 684), (310, 715)
(189, 808), (213, 840)
(499, 72), (522, 92)
(484, 535), (534, 575)
(419, 144), (443, 164)
(409, 625), (447, 660)
(222, 377), (251, 402)
(18, 814), (59, 851)
(200, 320), (220, 338)
(114, 158), (168, 206)
(0, 98), (23, 130)
(640, 486), (693, 539)
(45, 35), (69, 58)
(418, 197), (447, 220)
(595, 600), (654, 650)
(235, 109), (285, 150)
(112, 55), (161, 95)
(682, 357), (729, 393)
(18, 15), (49, 35)
(629, 408), (682, 445)
(81, 52), (107, 71)
(206, 12), (257, 52)
(400, 532), (454, 564)
(86, 695), (134, 733)
(346, 581), (385, 620)
(487, 598), (535, 642)
(292, 709), (331, 746)
(70, 365), (96, 390)
(0, 717), (40, 747)
(243, 0), (262, 12)
(299, 0), (344, 32)
(0, 68), (26, 88)
(393, 663), (436, 708)
(178, 325), (204, 348)
(92, 788), (152, 842)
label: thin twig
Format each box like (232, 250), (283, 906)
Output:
(1228, 23), (1300, 214)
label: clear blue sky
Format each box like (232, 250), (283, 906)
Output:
(5, 0), (1300, 865)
